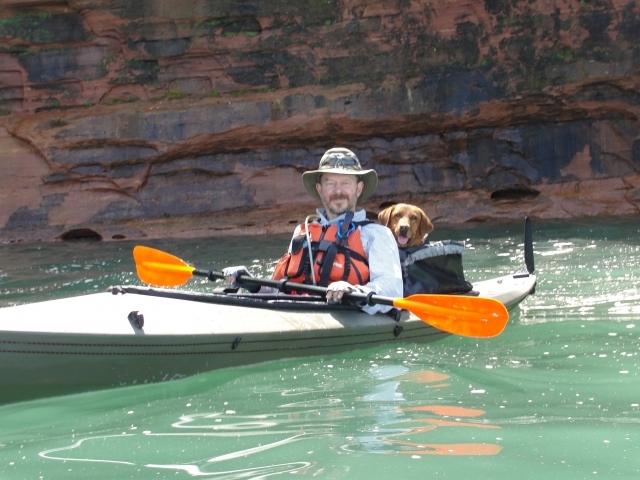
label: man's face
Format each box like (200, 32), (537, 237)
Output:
(315, 173), (364, 219)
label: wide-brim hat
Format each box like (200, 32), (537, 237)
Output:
(302, 148), (378, 202)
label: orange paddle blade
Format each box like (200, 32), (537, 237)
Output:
(393, 294), (509, 338)
(133, 246), (195, 287)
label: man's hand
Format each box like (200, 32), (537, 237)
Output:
(221, 266), (260, 293)
(326, 280), (354, 303)
(222, 265), (251, 286)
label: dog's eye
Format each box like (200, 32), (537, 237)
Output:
(410, 215), (418, 221)
(394, 213), (402, 218)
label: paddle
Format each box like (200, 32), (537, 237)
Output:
(133, 246), (509, 338)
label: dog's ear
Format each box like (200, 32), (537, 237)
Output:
(417, 208), (434, 236)
(377, 206), (393, 227)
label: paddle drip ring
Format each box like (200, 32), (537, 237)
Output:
(365, 291), (375, 306)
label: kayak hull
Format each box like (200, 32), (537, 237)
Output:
(0, 272), (535, 404)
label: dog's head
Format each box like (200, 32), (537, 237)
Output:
(378, 203), (434, 248)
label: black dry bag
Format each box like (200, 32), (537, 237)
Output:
(399, 240), (473, 297)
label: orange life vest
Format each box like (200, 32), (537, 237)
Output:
(272, 215), (370, 287)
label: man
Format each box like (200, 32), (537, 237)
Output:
(223, 147), (403, 315)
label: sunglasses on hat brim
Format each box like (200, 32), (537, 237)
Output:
(318, 155), (361, 171)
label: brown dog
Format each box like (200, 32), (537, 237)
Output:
(378, 203), (434, 248)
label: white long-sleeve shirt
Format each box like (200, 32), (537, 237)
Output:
(289, 209), (403, 315)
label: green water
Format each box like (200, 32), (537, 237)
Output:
(0, 217), (639, 479)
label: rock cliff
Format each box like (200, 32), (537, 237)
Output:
(0, 0), (639, 242)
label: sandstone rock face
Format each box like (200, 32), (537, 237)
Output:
(0, 0), (639, 242)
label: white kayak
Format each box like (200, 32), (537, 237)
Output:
(0, 272), (536, 404)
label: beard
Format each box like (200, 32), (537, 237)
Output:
(323, 193), (358, 218)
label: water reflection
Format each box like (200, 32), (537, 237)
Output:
(343, 365), (501, 456)
(37, 364), (501, 477)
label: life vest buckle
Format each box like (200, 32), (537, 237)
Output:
(336, 220), (356, 239)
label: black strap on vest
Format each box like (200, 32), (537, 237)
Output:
(318, 211), (354, 286)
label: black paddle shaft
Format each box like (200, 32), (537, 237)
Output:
(192, 269), (395, 308)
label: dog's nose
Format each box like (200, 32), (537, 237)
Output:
(398, 225), (410, 236)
